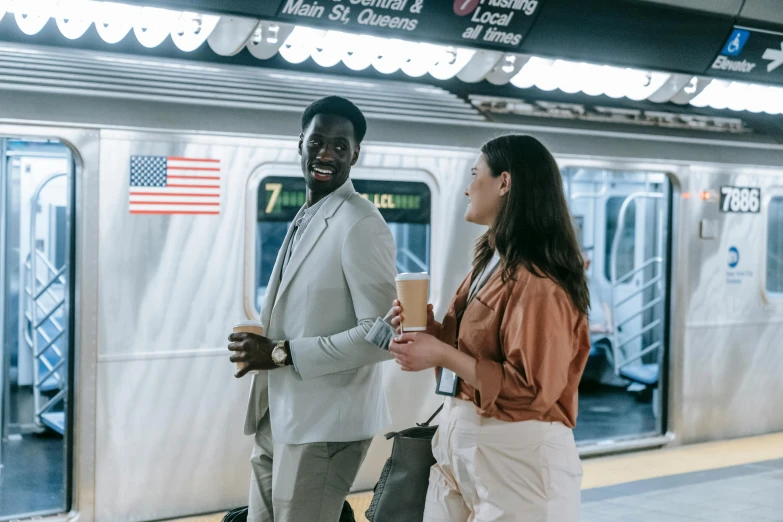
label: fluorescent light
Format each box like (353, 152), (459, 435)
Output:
(311, 30), (350, 68)
(342, 34), (381, 71)
(11, 0), (54, 36)
(401, 42), (446, 78)
(511, 57), (552, 89)
(55, 0), (92, 40)
(372, 38), (409, 75)
(429, 47), (475, 80)
(133, 7), (177, 48)
(93, 2), (138, 44)
(279, 26), (325, 65)
(2, 6), (783, 115)
(171, 12), (220, 52)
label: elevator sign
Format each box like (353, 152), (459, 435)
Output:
(709, 26), (783, 85)
(275, 0), (544, 50)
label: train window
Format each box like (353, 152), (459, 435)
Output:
(604, 196), (636, 281)
(255, 176), (431, 309)
(767, 196), (783, 294)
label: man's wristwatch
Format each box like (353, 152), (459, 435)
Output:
(271, 340), (289, 368)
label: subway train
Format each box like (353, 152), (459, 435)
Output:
(1, 42), (782, 522)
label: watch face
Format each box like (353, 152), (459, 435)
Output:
(272, 347), (286, 365)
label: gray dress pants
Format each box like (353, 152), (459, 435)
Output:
(248, 412), (372, 522)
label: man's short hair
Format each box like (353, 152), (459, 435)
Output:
(301, 96), (367, 144)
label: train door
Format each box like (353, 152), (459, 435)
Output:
(563, 167), (671, 445)
(0, 139), (73, 519)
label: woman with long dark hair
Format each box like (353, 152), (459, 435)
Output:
(389, 134), (590, 521)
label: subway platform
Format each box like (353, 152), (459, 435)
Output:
(169, 432), (783, 522)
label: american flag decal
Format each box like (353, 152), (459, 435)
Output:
(129, 156), (221, 215)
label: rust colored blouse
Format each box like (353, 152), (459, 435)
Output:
(438, 264), (591, 428)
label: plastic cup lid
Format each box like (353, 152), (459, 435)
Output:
(233, 319), (263, 327)
(395, 272), (430, 281)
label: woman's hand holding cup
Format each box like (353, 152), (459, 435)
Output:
(391, 299), (440, 337)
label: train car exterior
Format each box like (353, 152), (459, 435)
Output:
(1, 44), (782, 522)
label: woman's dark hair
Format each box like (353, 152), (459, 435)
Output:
(473, 134), (590, 315)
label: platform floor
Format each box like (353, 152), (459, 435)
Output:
(168, 432), (783, 522)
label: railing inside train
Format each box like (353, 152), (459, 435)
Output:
(609, 192), (665, 388)
(24, 172), (67, 435)
(391, 223), (429, 274)
(569, 170), (609, 200)
(397, 247), (427, 273)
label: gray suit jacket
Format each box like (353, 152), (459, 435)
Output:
(244, 180), (397, 444)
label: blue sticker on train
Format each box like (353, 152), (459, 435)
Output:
(722, 29), (750, 57)
(728, 246), (740, 268)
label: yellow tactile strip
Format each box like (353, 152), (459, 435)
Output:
(164, 432), (783, 522)
(581, 431), (783, 490)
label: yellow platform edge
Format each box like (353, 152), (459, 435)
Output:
(164, 432), (783, 522)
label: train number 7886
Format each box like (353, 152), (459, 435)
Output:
(719, 186), (761, 213)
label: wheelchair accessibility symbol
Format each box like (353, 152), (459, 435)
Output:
(723, 29), (750, 57)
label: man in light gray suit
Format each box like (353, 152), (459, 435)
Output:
(228, 96), (396, 522)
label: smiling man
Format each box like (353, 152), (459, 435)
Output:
(229, 96), (397, 522)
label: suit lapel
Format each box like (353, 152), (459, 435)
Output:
(275, 214), (326, 301)
(262, 206), (303, 327)
(274, 180), (356, 303)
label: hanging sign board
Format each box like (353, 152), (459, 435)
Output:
(115, 0), (285, 17)
(270, 0), (544, 51)
(119, 0), (543, 51)
(708, 26), (783, 86)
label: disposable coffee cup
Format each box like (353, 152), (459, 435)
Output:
(232, 320), (264, 372)
(395, 273), (429, 332)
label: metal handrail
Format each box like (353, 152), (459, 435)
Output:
(609, 191), (666, 380)
(615, 256), (663, 286)
(616, 295), (663, 328)
(34, 298), (65, 330)
(621, 341), (663, 367)
(35, 329), (66, 358)
(38, 358), (66, 384)
(570, 170), (609, 200)
(398, 247), (427, 272)
(28, 172), (68, 431)
(615, 275), (663, 308)
(33, 264), (66, 300)
(616, 319), (661, 350)
(609, 192), (663, 286)
(25, 254), (66, 332)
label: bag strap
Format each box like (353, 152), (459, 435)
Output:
(409, 264), (496, 430)
(417, 404), (444, 427)
(385, 403), (444, 438)
(457, 261), (499, 327)
(383, 268), (494, 437)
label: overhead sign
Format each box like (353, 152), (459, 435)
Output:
(116, 0), (285, 17)
(274, 0), (544, 51)
(258, 176), (431, 224)
(709, 26), (783, 85)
